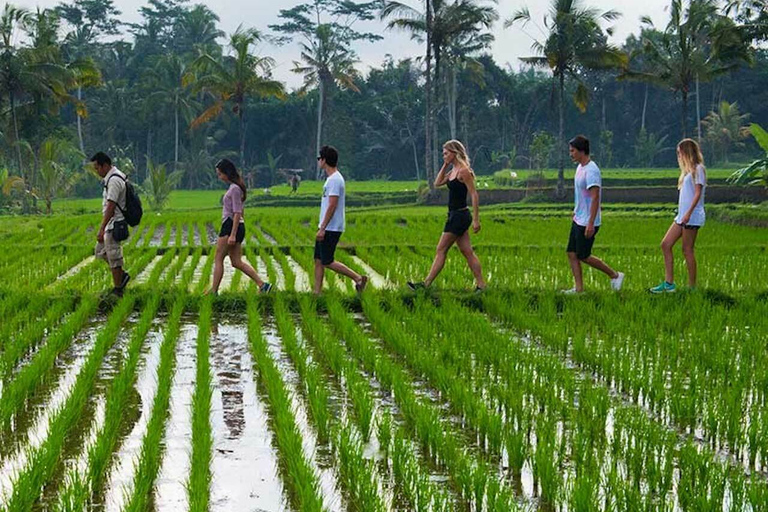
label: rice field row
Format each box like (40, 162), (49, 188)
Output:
(0, 206), (766, 510)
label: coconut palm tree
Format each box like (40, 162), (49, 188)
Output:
(35, 136), (83, 214)
(507, 0), (627, 197)
(702, 101), (750, 164)
(381, 0), (498, 186)
(142, 157), (183, 211)
(624, 0), (753, 140)
(190, 27), (284, 167)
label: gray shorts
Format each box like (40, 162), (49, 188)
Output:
(95, 230), (124, 269)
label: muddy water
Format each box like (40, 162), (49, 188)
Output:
(265, 255), (286, 291)
(153, 322), (198, 511)
(262, 323), (344, 512)
(189, 253), (211, 291)
(175, 255), (196, 285)
(0, 321), (101, 472)
(158, 255), (180, 284)
(285, 256), (310, 292)
(193, 224), (202, 246)
(252, 255), (268, 287)
(219, 258), (237, 292)
(209, 321), (288, 512)
(260, 228), (278, 246)
(102, 327), (165, 512)
(206, 223), (218, 245)
(53, 256), (96, 285)
(135, 256), (163, 284)
(148, 225), (166, 247)
(351, 256), (391, 290)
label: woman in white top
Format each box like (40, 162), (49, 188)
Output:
(650, 139), (707, 293)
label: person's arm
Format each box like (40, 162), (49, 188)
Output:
(462, 168), (481, 233)
(585, 187), (600, 238)
(433, 162), (450, 187)
(229, 212), (242, 245)
(98, 201), (117, 243)
(316, 196), (339, 241)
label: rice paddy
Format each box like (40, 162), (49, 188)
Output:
(0, 204), (766, 511)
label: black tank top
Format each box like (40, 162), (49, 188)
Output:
(447, 177), (468, 211)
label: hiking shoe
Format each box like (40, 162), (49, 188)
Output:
(474, 286), (486, 294)
(355, 275), (369, 294)
(259, 282), (273, 294)
(610, 271), (625, 291)
(407, 281), (425, 291)
(560, 287), (581, 295)
(119, 272), (131, 290)
(649, 281), (676, 294)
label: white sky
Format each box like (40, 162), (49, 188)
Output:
(23, 0), (672, 88)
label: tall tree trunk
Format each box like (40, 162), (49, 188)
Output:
(9, 92), (23, 178)
(146, 127), (152, 182)
(557, 73), (565, 199)
(601, 95), (606, 132)
(316, 79), (324, 180)
(174, 95), (180, 172)
(76, 86), (85, 155)
(432, 44), (441, 181)
(695, 74), (702, 143)
(447, 66), (457, 139)
(425, 0), (433, 190)
(406, 122), (420, 181)
(239, 106), (246, 167)
(681, 89), (689, 139)
(641, 84), (649, 131)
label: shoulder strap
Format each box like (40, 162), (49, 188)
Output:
(104, 173), (128, 214)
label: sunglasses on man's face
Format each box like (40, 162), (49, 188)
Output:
(317, 156), (323, 161)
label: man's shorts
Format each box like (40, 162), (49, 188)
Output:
(566, 221), (600, 260)
(314, 230), (342, 265)
(95, 230), (124, 269)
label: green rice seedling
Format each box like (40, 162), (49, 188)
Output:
(0, 296), (135, 512)
(377, 411), (392, 456)
(122, 297), (186, 512)
(333, 423), (387, 512)
(0, 295), (100, 436)
(246, 296), (325, 512)
(187, 298), (213, 512)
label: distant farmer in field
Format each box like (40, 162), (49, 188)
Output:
(92, 152), (130, 297)
(407, 139), (486, 292)
(649, 139), (707, 293)
(563, 135), (624, 294)
(289, 173), (301, 193)
(314, 145), (368, 295)
(205, 158), (272, 295)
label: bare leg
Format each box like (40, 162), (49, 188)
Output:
(207, 237), (229, 294)
(229, 244), (265, 287)
(455, 232), (485, 288)
(424, 232), (459, 287)
(660, 222), (683, 284)
(582, 255), (619, 279)
(110, 267), (124, 288)
(681, 227), (699, 287)
(313, 259), (325, 295)
(567, 252), (584, 292)
(326, 261), (362, 285)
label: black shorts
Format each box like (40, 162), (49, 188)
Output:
(219, 217), (245, 243)
(566, 221), (600, 260)
(314, 230), (342, 265)
(676, 222), (701, 231)
(443, 209), (472, 236)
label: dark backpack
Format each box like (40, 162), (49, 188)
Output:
(106, 173), (143, 227)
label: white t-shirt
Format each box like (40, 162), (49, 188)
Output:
(102, 167), (126, 230)
(319, 171), (345, 232)
(573, 160), (602, 227)
(675, 165), (706, 226)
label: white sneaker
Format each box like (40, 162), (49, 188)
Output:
(560, 287), (581, 295)
(611, 272), (625, 291)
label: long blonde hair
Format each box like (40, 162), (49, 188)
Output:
(443, 139), (474, 174)
(677, 139), (704, 190)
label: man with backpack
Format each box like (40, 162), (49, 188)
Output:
(92, 152), (132, 297)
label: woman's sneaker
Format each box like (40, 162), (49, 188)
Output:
(407, 281), (425, 291)
(649, 281), (676, 294)
(259, 282), (273, 294)
(610, 272), (625, 291)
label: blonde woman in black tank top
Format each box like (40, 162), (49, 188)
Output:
(408, 140), (486, 292)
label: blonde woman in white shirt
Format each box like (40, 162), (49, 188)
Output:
(650, 139), (707, 293)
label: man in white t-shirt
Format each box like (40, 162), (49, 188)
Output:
(92, 152), (130, 297)
(314, 145), (368, 295)
(563, 136), (624, 294)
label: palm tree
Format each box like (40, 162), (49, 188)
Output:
(174, 5), (224, 57)
(507, 0), (627, 197)
(142, 157), (183, 211)
(381, 0), (498, 186)
(702, 101), (750, 164)
(729, 123), (768, 191)
(291, 24), (361, 179)
(624, 0), (753, 140)
(145, 54), (196, 171)
(35, 136), (83, 214)
(190, 27), (284, 167)
(0, 5), (31, 175)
